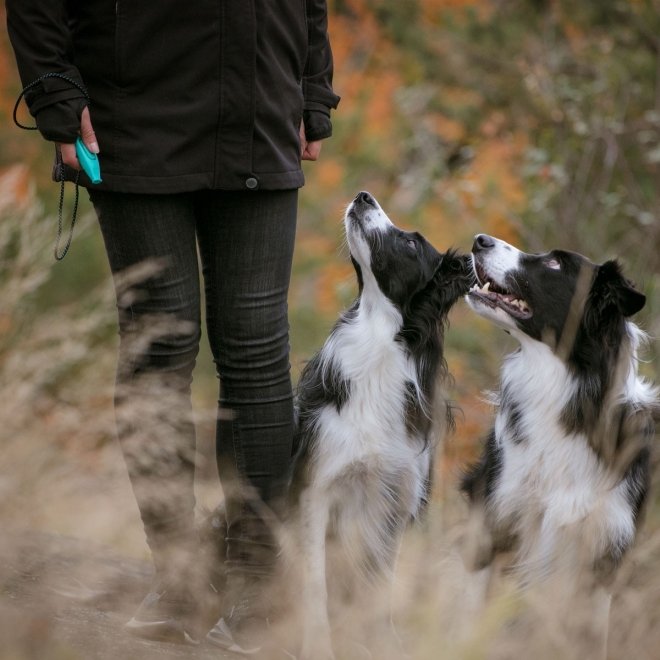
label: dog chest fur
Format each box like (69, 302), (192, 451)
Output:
(491, 345), (637, 573)
(312, 302), (426, 482)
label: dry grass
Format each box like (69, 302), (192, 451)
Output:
(0, 169), (658, 659)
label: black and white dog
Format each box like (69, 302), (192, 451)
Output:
(290, 192), (472, 659)
(461, 234), (657, 650)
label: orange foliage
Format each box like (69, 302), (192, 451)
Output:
(418, 201), (461, 249)
(0, 313), (12, 337)
(296, 230), (338, 259)
(330, 10), (394, 119)
(0, 4), (22, 119)
(426, 113), (466, 143)
(0, 42), (10, 89)
(314, 158), (344, 193)
(562, 20), (586, 53)
(363, 71), (401, 137)
(486, 212), (520, 246)
(421, 0), (492, 23)
(442, 86), (484, 109)
(315, 261), (353, 316)
(329, 10), (381, 70)
(333, 0), (373, 20)
(453, 133), (527, 244)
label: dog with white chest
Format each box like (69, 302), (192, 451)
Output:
(461, 234), (657, 656)
(289, 191), (472, 659)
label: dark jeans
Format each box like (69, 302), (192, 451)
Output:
(90, 189), (297, 578)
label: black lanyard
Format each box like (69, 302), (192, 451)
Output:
(13, 73), (91, 260)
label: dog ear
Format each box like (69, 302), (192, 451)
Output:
(616, 283), (646, 317)
(595, 260), (645, 317)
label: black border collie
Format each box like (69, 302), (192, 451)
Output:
(461, 234), (657, 652)
(290, 192), (472, 659)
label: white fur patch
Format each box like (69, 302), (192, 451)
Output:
(312, 294), (429, 512)
(466, 241), (523, 332)
(471, 238), (521, 286)
(344, 195), (393, 271)
(467, 295), (518, 331)
(488, 324), (653, 581)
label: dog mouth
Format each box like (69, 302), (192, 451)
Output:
(469, 261), (532, 319)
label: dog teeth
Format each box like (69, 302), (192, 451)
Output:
(470, 278), (530, 313)
(509, 299), (529, 312)
(470, 282), (492, 294)
(471, 280), (529, 313)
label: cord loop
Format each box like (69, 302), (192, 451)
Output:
(13, 72), (91, 261)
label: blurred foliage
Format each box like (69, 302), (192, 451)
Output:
(0, 0), (658, 468)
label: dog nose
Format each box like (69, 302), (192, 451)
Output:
(355, 191), (376, 207)
(473, 234), (496, 252)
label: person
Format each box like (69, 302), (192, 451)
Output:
(6, 0), (339, 653)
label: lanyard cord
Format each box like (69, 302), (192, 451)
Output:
(13, 72), (91, 260)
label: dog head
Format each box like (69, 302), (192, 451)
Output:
(466, 233), (645, 353)
(344, 191), (472, 318)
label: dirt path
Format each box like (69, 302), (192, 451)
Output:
(0, 531), (238, 660)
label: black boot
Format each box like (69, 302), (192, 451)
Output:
(126, 513), (227, 644)
(206, 575), (273, 655)
(126, 549), (226, 643)
(125, 573), (204, 644)
(206, 499), (283, 655)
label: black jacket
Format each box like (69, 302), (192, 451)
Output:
(6, 0), (340, 192)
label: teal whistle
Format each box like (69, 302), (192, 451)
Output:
(75, 137), (102, 184)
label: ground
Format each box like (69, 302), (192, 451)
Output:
(0, 531), (237, 660)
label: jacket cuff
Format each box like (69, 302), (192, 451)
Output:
(302, 80), (341, 111)
(303, 107), (332, 142)
(25, 72), (88, 115)
(35, 97), (87, 143)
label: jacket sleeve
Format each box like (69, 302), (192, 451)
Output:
(302, 0), (340, 141)
(6, 0), (87, 141)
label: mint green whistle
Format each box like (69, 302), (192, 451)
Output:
(75, 137), (102, 184)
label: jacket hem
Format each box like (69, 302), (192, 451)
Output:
(80, 171), (305, 194)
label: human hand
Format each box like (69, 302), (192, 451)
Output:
(58, 106), (99, 170)
(300, 122), (323, 161)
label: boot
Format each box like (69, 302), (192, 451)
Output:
(206, 499), (283, 654)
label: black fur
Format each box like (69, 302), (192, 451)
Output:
(460, 428), (503, 504)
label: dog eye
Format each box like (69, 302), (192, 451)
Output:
(545, 258), (561, 270)
(407, 239), (417, 250)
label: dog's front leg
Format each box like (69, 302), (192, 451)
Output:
(586, 586), (612, 660)
(597, 590), (612, 660)
(299, 491), (334, 660)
